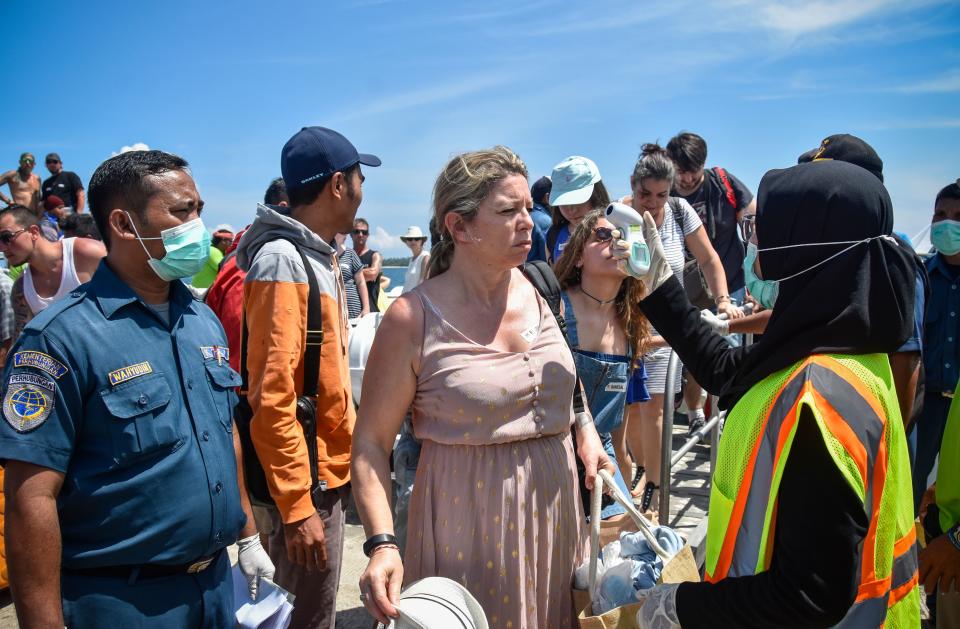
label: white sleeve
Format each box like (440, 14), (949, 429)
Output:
(679, 199), (703, 237)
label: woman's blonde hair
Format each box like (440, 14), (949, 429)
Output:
(554, 209), (651, 356)
(427, 146), (528, 277)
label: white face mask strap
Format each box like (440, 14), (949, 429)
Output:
(773, 237), (876, 283)
(757, 238), (869, 252)
(124, 211), (161, 260)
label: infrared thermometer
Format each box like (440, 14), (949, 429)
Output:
(604, 202), (651, 276)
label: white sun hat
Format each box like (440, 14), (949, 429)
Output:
(378, 577), (488, 629)
(400, 226), (427, 240)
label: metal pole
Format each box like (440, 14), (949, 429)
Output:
(709, 396), (720, 475)
(659, 351), (680, 523)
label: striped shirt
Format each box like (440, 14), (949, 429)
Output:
(338, 248), (365, 318)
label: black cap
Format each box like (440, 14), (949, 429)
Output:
(530, 176), (552, 204)
(45, 152), (61, 163)
(281, 126), (380, 191)
(799, 134), (883, 182)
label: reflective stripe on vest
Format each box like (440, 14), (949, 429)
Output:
(704, 354), (919, 627)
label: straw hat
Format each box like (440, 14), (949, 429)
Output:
(378, 577), (488, 629)
(400, 226), (427, 240)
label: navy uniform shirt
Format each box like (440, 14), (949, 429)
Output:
(924, 253), (960, 393)
(0, 260), (245, 569)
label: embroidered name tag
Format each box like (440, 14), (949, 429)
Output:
(108, 362), (153, 386)
(200, 346), (229, 365)
(605, 381), (628, 393)
(4, 373), (56, 433)
(13, 351), (68, 379)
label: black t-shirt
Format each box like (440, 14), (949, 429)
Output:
(42, 171), (84, 210)
(357, 249), (381, 313)
(677, 168), (753, 293)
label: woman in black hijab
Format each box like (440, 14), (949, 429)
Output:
(620, 160), (920, 627)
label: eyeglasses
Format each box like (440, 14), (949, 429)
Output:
(352, 229), (369, 236)
(0, 229), (27, 245)
(738, 215), (756, 243)
(592, 226), (614, 243)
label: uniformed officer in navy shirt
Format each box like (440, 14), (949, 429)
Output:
(0, 150), (274, 628)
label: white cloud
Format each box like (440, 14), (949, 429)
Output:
(753, 0), (896, 35)
(366, 225), (403, 252)
(895, 69), (960, 93)
(112, 142), (150, 156)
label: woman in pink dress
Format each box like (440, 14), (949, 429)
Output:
(352, 146), (613, 628)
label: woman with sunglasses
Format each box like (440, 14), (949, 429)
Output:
(617, 143), (741, 519)
(554, 209), (651, 521)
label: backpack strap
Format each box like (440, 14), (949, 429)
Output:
(241, 239), (323, 498)
(521, 261), (587, 417)
(713, 167), (738, 211)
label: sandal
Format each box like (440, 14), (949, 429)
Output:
(641, 481), (660, 513)
(631, 466), (645, 491)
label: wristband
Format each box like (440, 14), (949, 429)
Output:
(948, 524), (960, 552)
(714, 295), (731, 304)
(369, 544), (400, 557)
(363, 533), (399, 557)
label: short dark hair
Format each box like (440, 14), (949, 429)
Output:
(0, 204), (41, 229)
(88, 150), (189, 246)
(61, 213), (102, 240)
(936, 180), (960, 206)
(264, 177), (288, 205)
(353, 216), (369, 229)
(287, 163), (359, 208)
(666, 132), (708, 172)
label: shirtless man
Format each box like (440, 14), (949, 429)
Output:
(0, 205), (106, 340)
(0, 153), (42, 213)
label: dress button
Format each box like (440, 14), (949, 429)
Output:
(202, 431), (210, 441)
(215, 482), (222, 494)
(137, 394), (148, 407)
(215, 531), (222, 543)
(523, 355), (530, 362)
(952, 312), (957, 318)
(187, 379), (194, 389)
(528, 371), (535, 377)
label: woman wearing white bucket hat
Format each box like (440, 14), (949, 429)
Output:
(400, 226), (430, 293)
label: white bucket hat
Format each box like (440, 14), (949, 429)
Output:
(378, 577), (488, 629)
(400, 226), (427, 240)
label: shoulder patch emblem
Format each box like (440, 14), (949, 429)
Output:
(12, 351), (68, 379)
(200, 346), (229, 365)
(4, 374), (55, 433)
(108, 362), (153, 386)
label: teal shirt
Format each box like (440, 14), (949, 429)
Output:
(0, 260), (245, 568)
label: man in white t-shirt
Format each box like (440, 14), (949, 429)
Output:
(0, 205), (105, 341)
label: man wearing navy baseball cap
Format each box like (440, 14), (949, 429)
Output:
(236, 126), (379, 629)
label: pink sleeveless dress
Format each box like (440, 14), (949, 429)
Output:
(403, 288), (586, 629)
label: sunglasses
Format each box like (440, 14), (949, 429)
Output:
(0, 229), (27, 245)
(20, 159), (34, 165)
(592, 226), (614, 243)
(46, 159), (60, 165)
(352, 229), (369, 236)
(738, 215), (756, 243)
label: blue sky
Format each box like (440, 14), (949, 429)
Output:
(2, 1), (958, 257)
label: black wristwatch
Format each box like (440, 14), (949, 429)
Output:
(363, 533), (399, 557)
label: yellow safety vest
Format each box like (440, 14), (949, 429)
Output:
(704, 354), (919, 627)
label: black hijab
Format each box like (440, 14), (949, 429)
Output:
(720, 160), (916, 407)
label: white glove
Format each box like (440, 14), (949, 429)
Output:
(636, 583), (681, 629)
(611, 212), (673, 292)
(700, 309), (730, 335)
(237, 533), (275, 600)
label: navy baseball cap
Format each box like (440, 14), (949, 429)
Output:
(281, 126), (381, 190)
